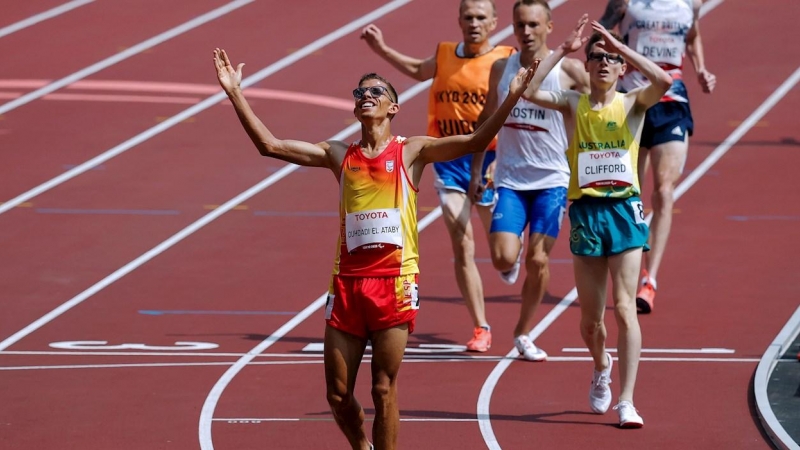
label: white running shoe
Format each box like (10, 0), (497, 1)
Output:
(613, 401), (644, 428)
(499, 235), (524, 285)
(514, 335), (547, 361)
(589, 352), (613, 414)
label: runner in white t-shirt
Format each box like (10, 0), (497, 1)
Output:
(476, 0), (589, 361)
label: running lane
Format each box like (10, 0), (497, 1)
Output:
(0, 0), (252, 198)
(0, 0), (234, 81)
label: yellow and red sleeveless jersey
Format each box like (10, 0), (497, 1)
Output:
(333, 136), (419, 277)
(427, 42), (515, 150)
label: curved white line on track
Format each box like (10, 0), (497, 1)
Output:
(0, 0), (94, 39)
(754, 306), (800, 450)
(196, 21), (517, 450)
(477, 56), (800, 450)
(0, 0), (253, 117)
(0, 0), (411, 215)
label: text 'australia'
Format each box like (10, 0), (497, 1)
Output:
(579, 140), (626, 150)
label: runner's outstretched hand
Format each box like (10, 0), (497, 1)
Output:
(213, 48), (244, 93)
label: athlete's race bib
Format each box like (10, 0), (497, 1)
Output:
(345, 208), (403, 252)
(578, 150), (634, 188)
(636, 31), (684, 68)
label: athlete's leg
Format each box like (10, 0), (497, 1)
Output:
(573, 255), (610, 371)
(643, 136), (688, 281)
(439, 189), (487, 329)
(513, 233), (556, 337)
(608, 247), (644, 403)
(476, 203), (494, 243)
(489, 231), (522, 272)
(369, 324), (410, 450)
(324, 325), (370, 450)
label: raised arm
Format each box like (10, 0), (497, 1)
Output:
(685, 0), (716, 93)
(476, 58), (507, 128)
(411, 62), (538, 165)
(360, 24), (436, 81)
(522, 14), (589, 114)
(213, 48), (343, 170)
(598, 0), (627, 29)
(470, 58), (508, 199)
(590, 22), (672, 109)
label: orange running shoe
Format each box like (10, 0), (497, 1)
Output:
(466, 327), (492, 352)
(636, 271), (656, 314)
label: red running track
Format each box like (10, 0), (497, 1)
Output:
(0, 0), (798, 449)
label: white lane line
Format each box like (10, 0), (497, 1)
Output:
(561, 347), (735, 354)
(754, 305), (800, 450)
(197, 22), (516, 450)
(0, 0), (253, 117)
(214, 418), (480, 423)
(0, 0), (94, 39)
(0, 355), (759, 372)
(0, 0), (413, 215)
(0, 350), (321, 357)
(0, 0), (416, 354)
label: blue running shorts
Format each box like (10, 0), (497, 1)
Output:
(641, 101), (694, 149)
(568, 196), (650, 257)
(490, 186), (567, 238)
(433, 151), (496, 206)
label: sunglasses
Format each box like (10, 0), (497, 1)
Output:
(352, 85), (394, 102)
(587, 52), (624, 64)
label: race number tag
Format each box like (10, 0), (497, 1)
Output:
(630, 200), (646, 224)
(578, 150), (635, 188)
(636, 31), (684, 68)
(345, 208), (403, 252)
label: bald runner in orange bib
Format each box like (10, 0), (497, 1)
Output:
(362, 0), (515, 353)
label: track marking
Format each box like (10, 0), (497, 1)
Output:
(216, 417), (480, 423)
(0, 0), (94, 39)
(301, 342), (469, 353)
(0, 79), (354, 109)
(561, 347), (735, 354)
(49, 341), (219, 351)
(0, 356), (760, 372)
(197, 21), (517, 449)
(754, 305), (800, 450)
(34, 208), (180, 215)
(139, 309), (299, 316)
(0, 0), (253, 117)
(0, 0), (411, 215)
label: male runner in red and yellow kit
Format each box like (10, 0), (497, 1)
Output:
(213, 48), (535, 450)
(361, 0), (515, 351)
